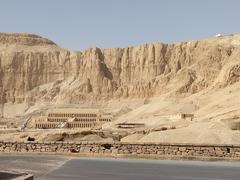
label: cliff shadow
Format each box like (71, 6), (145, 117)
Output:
(100, 62), (113, 80)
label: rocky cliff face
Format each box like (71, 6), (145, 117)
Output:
(0, 33), (240, 106)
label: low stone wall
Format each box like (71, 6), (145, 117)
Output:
(1, 141), (240, 160)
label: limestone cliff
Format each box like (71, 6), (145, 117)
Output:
(0, 32), (240, 106)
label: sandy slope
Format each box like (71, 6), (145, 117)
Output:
(106, 82), (240, 144)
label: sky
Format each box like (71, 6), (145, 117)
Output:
(0, 0), (239, 51)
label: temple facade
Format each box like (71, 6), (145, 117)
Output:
(35, 108), (112, 129)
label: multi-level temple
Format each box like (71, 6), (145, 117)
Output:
(35, 108), (112, 129)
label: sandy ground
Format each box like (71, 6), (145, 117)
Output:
(105, 82), (240, 144)
(1, 83), (240, 144)
(0, 128), (128, 143)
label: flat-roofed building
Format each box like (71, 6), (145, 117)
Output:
(170, 113), (194, 121)
(35, 108), (112, 129)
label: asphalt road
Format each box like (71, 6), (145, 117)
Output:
(1, 155), (240, 180)
(0, 154), (68, 178)
(38, 158), (240, 180)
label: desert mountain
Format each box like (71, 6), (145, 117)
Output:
(0, 33), (239, 105)
(0, 32), (240, 144)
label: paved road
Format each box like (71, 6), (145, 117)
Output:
(1, 155), (240, 180)
(38, 158), (240, 180)
(0, 154), (69, 178)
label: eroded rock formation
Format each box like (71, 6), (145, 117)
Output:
(0, 32), (240, 105)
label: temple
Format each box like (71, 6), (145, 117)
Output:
(35, 108), (112, 129)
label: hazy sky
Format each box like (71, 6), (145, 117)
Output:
(0, 0), (239, 51)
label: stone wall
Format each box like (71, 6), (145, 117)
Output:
(1, 141), (240, 160)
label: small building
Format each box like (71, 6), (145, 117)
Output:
(215, 33), (223, 37)
(170, 113), (194, 121)
(35, 108), (112, 129)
